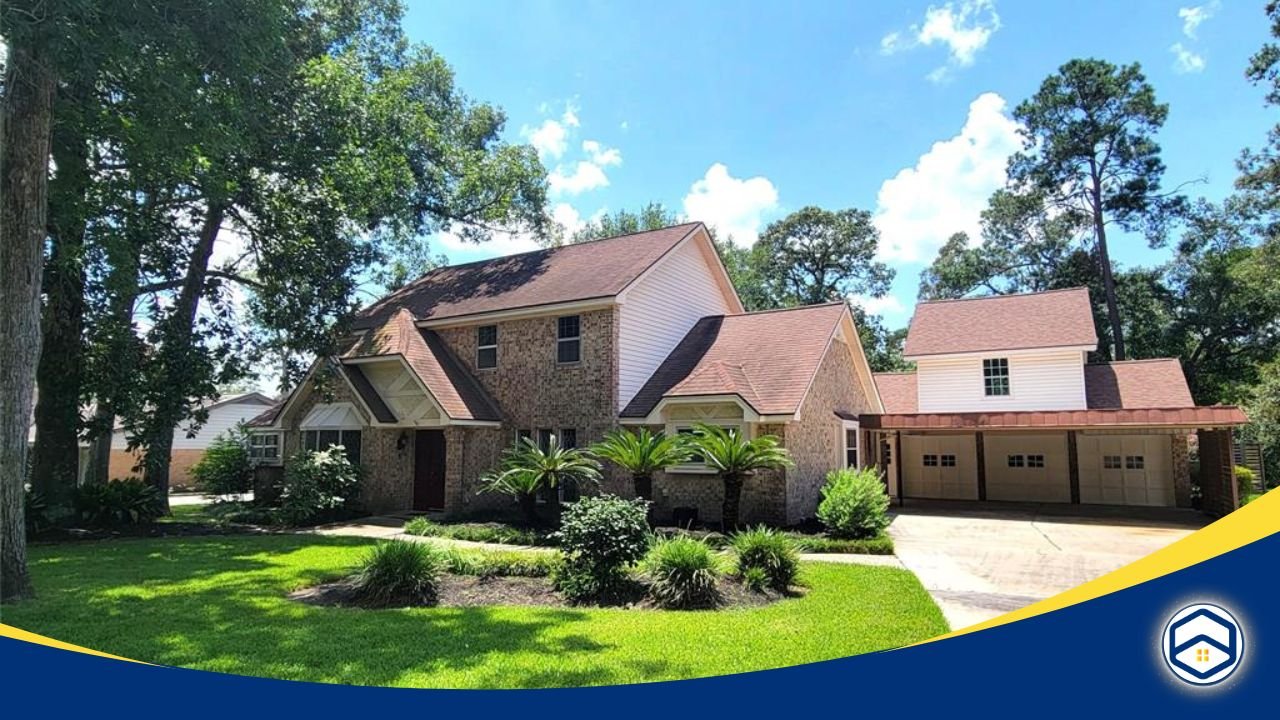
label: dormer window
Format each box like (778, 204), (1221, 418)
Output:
(983, 358), (1010, 396)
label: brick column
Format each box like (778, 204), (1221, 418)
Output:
(1197, 429), (1239, 517)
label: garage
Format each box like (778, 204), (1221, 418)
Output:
(1077, 434), (1174, 507)
(983, 433), (1072, 503)
(901, 434), (978, 500)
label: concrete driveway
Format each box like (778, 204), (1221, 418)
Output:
(888, 501), (1207, 630)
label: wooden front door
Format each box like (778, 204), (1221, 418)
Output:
(413, 429), (447, 510)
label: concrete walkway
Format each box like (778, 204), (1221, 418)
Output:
(887, 501), (1206, 630)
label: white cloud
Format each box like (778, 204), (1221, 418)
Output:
(880, 0), (1001, 82)
(549, 161), (611, 196)
(619, 120), (629, 131)
(519, 102), (581, 160)
(1179, 1), (1219, 39)
(682, 163), (780, 246)
(872, 92), (1022, 263)
(581, 140), (622, 167)
(1170, 42), (1206, 73)
(435, 227), (542, 257)
(849, 293), (906, 317)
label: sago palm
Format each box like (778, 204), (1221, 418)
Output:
(479, 435), (602, 525)
(590, 428), (693, 500)
(689, 423), (792, 530)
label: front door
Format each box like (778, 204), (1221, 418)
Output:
(413, 429), (446, 510)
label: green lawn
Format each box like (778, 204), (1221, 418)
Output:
(2, 535), (946, 688)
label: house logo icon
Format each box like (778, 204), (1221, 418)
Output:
(1161, 603), (1244, 686)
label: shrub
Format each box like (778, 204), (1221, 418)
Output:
(479, 436), (601, 524)
(24, 487), (52, 536)
(816, 467), (890, 539)
(73, 478), (164, 527)
(402, 516), (554, 546)
(642, 536), (721, 609)
(731, 525), (799, 591)
(442, 548), (560, 578)
(353, 540), (444, 606)
(191, 429), (254, 496)
(552, 494), (650, 602)
(788, 533), (894, 555)
(1235, 465), (1257, 500)
(278, 447), (362, 526)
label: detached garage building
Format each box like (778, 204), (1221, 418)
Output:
(861, 289), (1247, 517)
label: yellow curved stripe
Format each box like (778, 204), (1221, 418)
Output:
(0, 623), (145, 663)
(919, 488), (1280, 644)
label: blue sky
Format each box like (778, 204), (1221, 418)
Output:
(401, 0), (1274, 329)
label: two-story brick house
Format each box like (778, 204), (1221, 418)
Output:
(247, 223), (883, 524)
(861, 288), (1248, 517)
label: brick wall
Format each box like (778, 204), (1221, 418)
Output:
(781, 338), (875, 525)
(650, 423), (788, 526)
(108, 448), (204, 490)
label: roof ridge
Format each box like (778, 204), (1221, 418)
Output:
(720, 301), (846, 319)
(873, 371), (917, 376)
(915, 287), (1089, 306)
(1086, 358), (1180, 366)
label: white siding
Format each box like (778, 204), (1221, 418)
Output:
(113, 399), (275, 450)
(617, 237), (733, 409)
(916, 349), (1087, 413)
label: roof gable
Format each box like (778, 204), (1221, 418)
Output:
(905, 288), (1097, 358)
(356, 223), (704, 327)
(622, 303), (849, 418)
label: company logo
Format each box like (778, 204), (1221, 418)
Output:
(1161, 603), (1244, 686)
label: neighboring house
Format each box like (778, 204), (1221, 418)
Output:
(103, 393), (277, 489)
(248, 223), (882, 524)
(27, 392), (276, 490)
(862, 289), (1248, 516)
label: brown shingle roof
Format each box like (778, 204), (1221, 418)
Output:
(621, 303), (847, 418)
(1084, 359), (1195, 409)
(344, 309), (500, 422)
(904, 288), (1097, 358)
(870, 358), (1203, 417)
(356, 223), (703, 328)
(872, 372), (918, 414)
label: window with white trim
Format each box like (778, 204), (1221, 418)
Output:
(671, 424), (742, 473)
(557, 315), (581, 364)
(983, 358), (1010, 397)
(477, 325), (497, 369)
(302, 429), (362, 465)
(248, 433), (280, 463)
(843, 424), (859, 468)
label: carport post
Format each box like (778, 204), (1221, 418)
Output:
(975, 432), (987, 501)
(1067, 431), (1080, 504)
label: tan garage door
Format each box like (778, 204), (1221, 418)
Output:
(1077, 434), (1173, 506)
(901, 434), (978, 500)
(983, 433), (1072, 503)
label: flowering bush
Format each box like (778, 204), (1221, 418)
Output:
(279, 446), (362, 526)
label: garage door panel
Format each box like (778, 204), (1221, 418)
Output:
(1077, 434), (1173, 507)
(901, 435), (978, 500)
(984, 433), (1071, 503)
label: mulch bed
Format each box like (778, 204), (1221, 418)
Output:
(289, 574), (798, 611)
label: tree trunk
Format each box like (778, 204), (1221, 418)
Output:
(1091, 179), (1126, 360)
(518, 492), (538, 526)
(142, 203), (225, 510)
(721, 473), (744, 531)
(633, 472), (652, 500)
(30, 110), (90, 506)
(1, 35), (56, 602)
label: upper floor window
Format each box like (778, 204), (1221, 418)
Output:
(557, 315), (581, 364)
(477, 325), (497, 369)
(983, 358), (1010, 396)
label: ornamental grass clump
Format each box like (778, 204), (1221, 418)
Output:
(353, 540), (444, 607)
(642, 536), (721, 609)
(731, 525), (799, 592)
